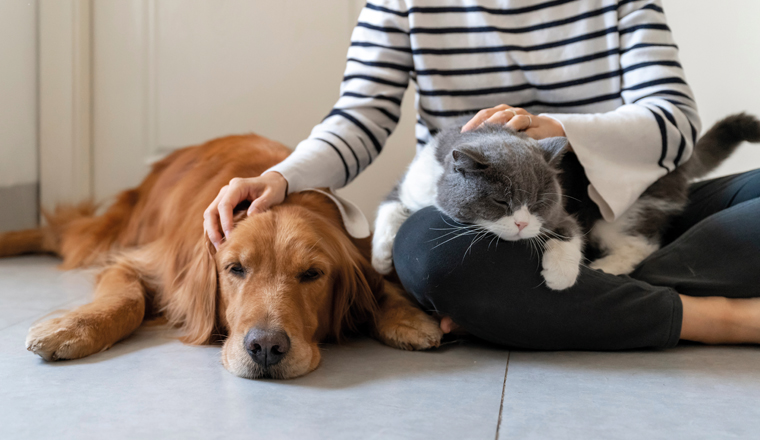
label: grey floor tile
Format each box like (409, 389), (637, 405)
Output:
(0, 257), (509, 440)
(499, 349), (760, 440)
(0, 256), (94, 311)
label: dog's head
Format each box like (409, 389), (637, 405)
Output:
(169, 191), (380, 379)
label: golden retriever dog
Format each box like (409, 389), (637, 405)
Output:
(0, 134), (442, 379)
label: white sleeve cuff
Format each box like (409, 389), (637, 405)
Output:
(542, 108), (666, 221)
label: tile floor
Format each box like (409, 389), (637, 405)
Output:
(1, 256), (758, 439)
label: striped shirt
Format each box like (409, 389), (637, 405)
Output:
(266, 0), (701, 221)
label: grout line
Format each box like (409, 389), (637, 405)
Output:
(494, 351), (511, 440)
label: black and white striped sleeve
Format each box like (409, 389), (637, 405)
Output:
(266, 0), (413, 193)
(543, 0), (701, 221)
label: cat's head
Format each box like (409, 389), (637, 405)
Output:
(434, 124), (568, 241)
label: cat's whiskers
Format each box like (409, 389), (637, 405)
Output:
(527, 237), (543, 271)
(462, 229), (492, 262)
(488, 233), (500, 250)
(540, 192), (582, 203)
(429, 227), (479, 247)
(430, 223), (490, 249)
(428, 217), (485, 242)
(539, 227), (571, 241)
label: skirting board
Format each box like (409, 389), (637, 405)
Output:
(0, 183), (39, 233)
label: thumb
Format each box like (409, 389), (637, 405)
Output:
(247, 191), (273, 216)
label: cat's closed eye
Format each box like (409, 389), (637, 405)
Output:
(492, 198), (512, 211)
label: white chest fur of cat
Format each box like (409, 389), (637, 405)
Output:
(372, 116), (759, 291)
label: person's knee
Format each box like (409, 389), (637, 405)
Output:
(392, 206), (544, 315)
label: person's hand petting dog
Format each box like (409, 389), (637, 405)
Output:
(203, 171), (288, 250)
(461, 104), (567, 141)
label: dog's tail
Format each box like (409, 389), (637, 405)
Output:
(0, 202), (98, 259)
(682, 113), (760, 179)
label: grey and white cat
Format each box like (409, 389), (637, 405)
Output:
(372, 113), (760, 290)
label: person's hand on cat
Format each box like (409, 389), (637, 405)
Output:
(461, 104), (566, 141)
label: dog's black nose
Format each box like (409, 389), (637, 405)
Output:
(244, 328), (290, 369)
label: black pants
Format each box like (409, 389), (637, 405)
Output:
(393, 169), (760, 350)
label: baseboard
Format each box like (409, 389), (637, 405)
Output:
(0, 183), (39, 233)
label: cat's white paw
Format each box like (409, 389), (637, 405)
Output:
(541, 237), (582, 290)
(590, 255), (639, 275)
(590, 220), (659, 275)
(371, 219), (396, 275)
(372, 201), (410, 275)
(372, 248), (394, 275)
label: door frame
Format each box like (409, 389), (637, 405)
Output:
(38, 0), (92, 210)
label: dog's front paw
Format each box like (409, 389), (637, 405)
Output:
(26, 315), (103, 361)
(541, 238), (582, 290)
(590, 255), (638, 275)
(376, 307), (443, 351)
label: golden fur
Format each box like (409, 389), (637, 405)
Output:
(1, 134), (442, 379)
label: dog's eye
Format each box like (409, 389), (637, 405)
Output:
(299, 268), (323, 283)
(227, 263), (246, 277)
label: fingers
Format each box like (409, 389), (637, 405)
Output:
(202, 173), (289, 250)
(203, 186), (229, 249)
(461, 104), (511, 132)
(218, 179), (258, 239)
(484, 107), (529, 128)
(522, 115), (567, 140)
(461, 105), (534, 132)
(505, 114), (533, 132)
(247, 187), (275, 216)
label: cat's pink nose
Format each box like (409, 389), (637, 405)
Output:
(515, 221), (528, 231)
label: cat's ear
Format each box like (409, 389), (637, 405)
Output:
(537, 137), (569, 166)
(452, 149), (488, 174)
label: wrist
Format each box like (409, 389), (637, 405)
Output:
(264, 171), (289, 197)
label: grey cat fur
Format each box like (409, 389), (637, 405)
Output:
(372, 112), (760, 287)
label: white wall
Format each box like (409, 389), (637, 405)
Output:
(0, 0), (38, 188)
(665, 0), (760, 178)
(33, 0), (760, 223)
(0, 0), (38, 232)
(87, 0), (416, 221)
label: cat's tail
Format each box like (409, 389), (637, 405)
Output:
(682, 112), (760, 178)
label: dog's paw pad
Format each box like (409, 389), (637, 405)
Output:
(378, 312), (443, 351)
(26, 317), (95, 361)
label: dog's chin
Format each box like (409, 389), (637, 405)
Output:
(220, 336), (320, 380)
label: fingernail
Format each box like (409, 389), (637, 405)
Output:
(223, 229), (230, 238)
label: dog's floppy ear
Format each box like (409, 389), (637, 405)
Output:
(164, 234), (219, 345)
(330, 232), (381, 340)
